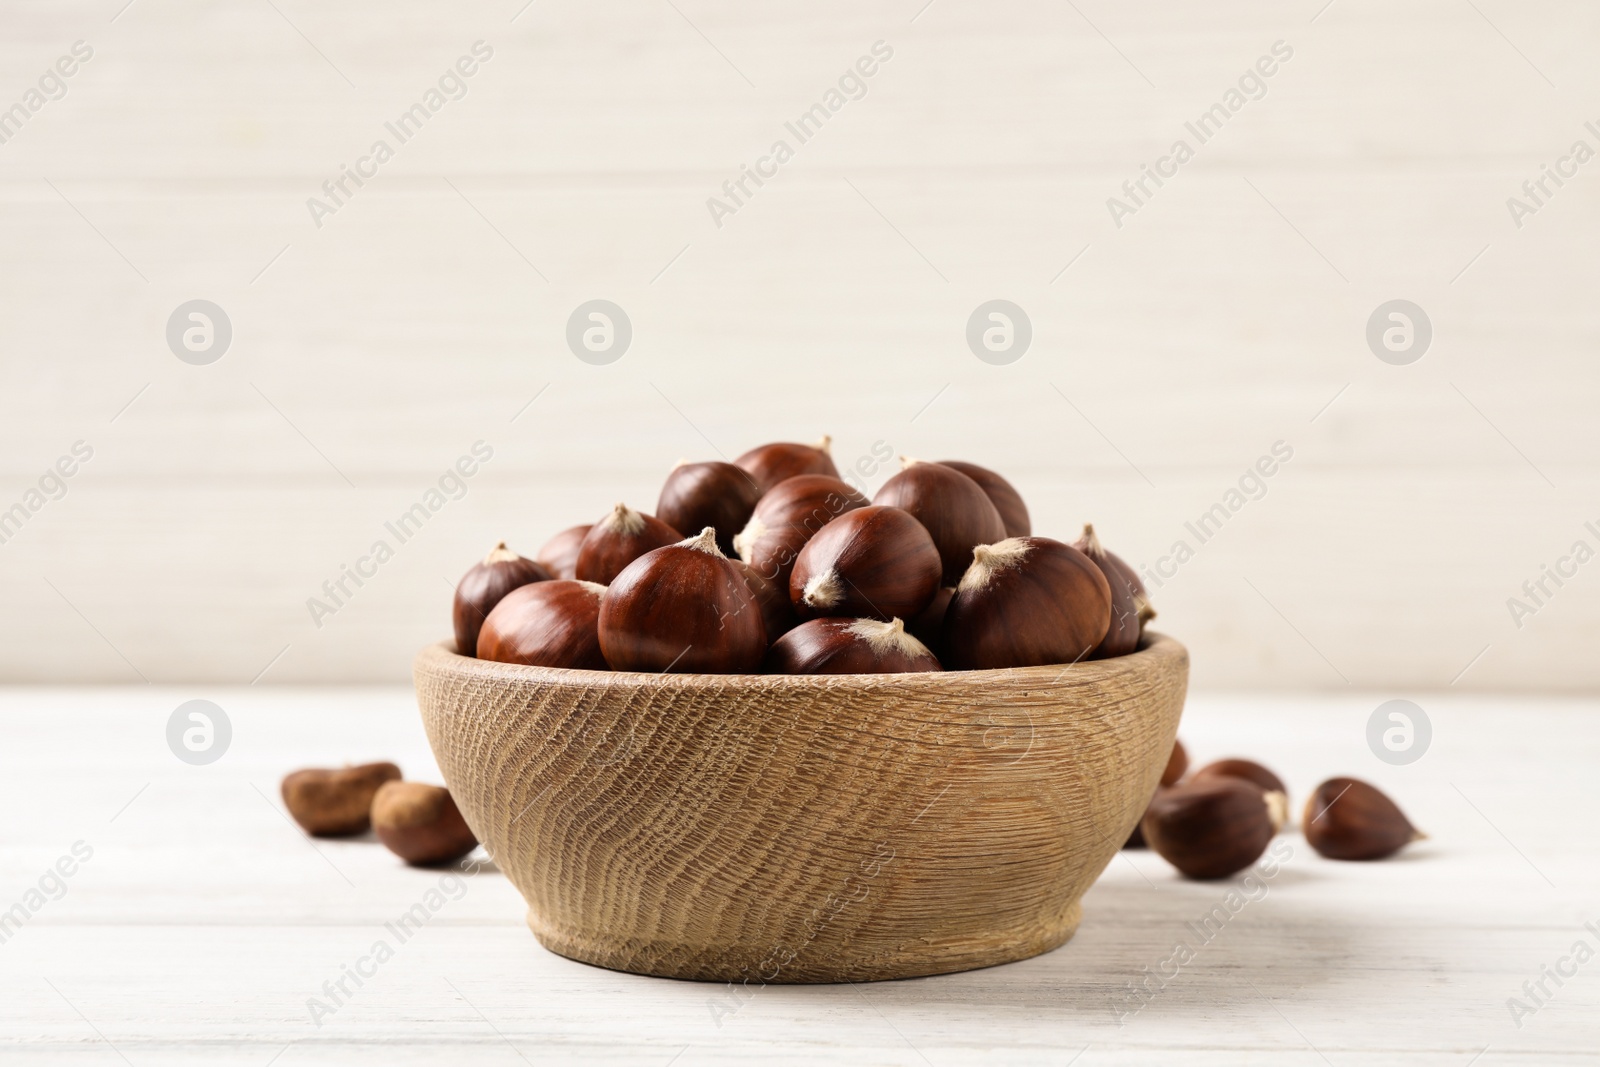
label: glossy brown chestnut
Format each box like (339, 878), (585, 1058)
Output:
(656, 460), (762, 557)
(733, 474), (868, 591)
(731, 559), (797, 641)
(789, 505), (941, 622)
(281, 762), (402, 837)
(598, 527), (766, 673)
(765, 616), (941, 675)
(940, 537), (1112, 670)
(536, 524), (591, 580)
(905, 585), (954, 658)
(1162, 738), (1189, 787)
(1127, 742), (1188, 848)
(476, 579), (609, 670)
(873, 459), (1007, 585)
(1141, 778), (1285, 879)
(1124, 786), (1166, 848)
(734, 436), (841, 493)
(371, 781), (478, 867)
(939, 460), (1030, 538)
(452, 543), (551, 656)
(1075, 524), (1153, 658)
(1193, 758), (1287, 802)
(1302, 777), (1424, 860)
(575, 503), (681, 585)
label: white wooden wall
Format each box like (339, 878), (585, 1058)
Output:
(1, 0), (1596, 688)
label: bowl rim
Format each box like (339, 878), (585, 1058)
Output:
(416, 631), (1185, 692)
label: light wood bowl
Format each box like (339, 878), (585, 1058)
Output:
(414, 633), (1187, 983)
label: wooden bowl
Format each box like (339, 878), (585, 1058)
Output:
(414, 633), (1187, 983)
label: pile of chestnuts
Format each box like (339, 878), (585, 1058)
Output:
(1130, 739), (1426, 879)
(452, 437), (1156, 675)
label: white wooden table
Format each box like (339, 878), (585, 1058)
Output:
(0, 687), (1593, 1065)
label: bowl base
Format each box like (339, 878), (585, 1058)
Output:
(525, 901), (1083, 984)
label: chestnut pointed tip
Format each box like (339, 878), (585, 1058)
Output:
(801, 568), (843, 610)
(602, 501), (646, 535)
(1136, 593), (1158, 624)
(899, 455), (921, 470)
(959, 537), (1030, 592)
(1265, 790), (1288, 832)
(1078, 523), (1103, 556)
(683, 526), (725, 557)
(483, 542), (519, 563)
(732, 516), (764, 562)
(845, 615), (931, 659)
(813, 434), (833, 454)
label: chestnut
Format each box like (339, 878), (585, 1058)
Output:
(1074, 524), (1154, 658)
(371, 781), (478, 867)
(731, 559), (797, 641)
(1303, 777), (1424, 860)
(940, 537), (1111, 670)
(656, 460), (763, 557)
(1126, 742), (1187, 848)
(452, 543), (551, 656)
(789, 506), (941, 622)
(1192, 758), (1287, 801)
(765, 616), (941, 675)
(872, 459), (1007, 584)
(281, 762), (402, 836)
(575, 503), (681, 585)
(1162, 738), (1189, 787)
(733, 474), (868, 591)
(477, 580), (609, 670)
(1141, 778), (1284, 879)
(598, 527), (766, 673)
(1124, 788), (1165, 848)
(536, 524), (591, 580)
(905, 586), (954, 659)
(734, 436), (840, 493)
(938, 460), (1030, 538)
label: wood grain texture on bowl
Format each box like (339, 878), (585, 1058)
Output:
(413, 633), (1187, 983)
